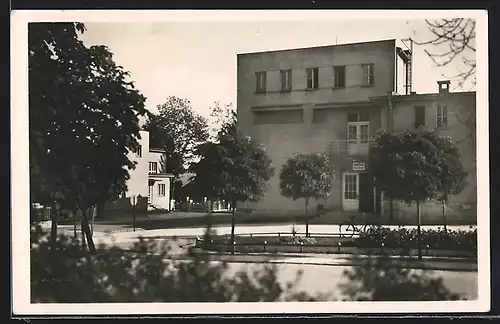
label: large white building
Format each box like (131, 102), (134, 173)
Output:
(126, 130), (175, 210)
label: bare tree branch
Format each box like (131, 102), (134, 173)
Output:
(413, 18), (476, 88)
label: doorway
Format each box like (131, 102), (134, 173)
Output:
(342, 172), (359, 211)
(148, 185), (154, 204)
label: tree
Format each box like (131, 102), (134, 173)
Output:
(29, 22), (147, 252)
(414, 18), (476, 88)
(191, 130), (275, 252)
(370, 129), (467, 259)
(143, 96), (209, 176)
(209, 101), (237, 140)
(414, 19), (477, 150)
(279, 153), (333, 237)
(437, 136), (469, 233)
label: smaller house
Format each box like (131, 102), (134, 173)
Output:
(125, 131), (175, 211)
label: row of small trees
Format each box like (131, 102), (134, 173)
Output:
(190, 122), (467, 259)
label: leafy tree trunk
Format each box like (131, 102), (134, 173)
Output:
(50, 207), (58, 251)
(231, 201), (236, 254)
(80, 216), (87, 249)
(305, 198), (309, 237)
(90, 206), (95, 236)
(81, 209), (96, 253)
(442, 196), (448, 233)
(416, 200), (422, 260)
(72, 209), (77, 238)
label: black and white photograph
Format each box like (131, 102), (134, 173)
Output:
(11, 10), (489, 315)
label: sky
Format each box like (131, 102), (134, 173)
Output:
(78, 16), (476, 122)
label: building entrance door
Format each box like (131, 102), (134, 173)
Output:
(148, 185), (154, 204)
(342, 172), (359, 211)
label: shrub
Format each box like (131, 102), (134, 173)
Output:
(31, 226), (318, 303)
(339, 252), (465, 301)
(355, 227), (476, 251)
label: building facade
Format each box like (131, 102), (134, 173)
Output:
(236, 39), (477, 223)
(126, 131), (174, 211)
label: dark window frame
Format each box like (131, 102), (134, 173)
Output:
(158, 183), (166, 197)
(280, 69), (292, 92)
(255, 71), (267, 93)
(306, 68), (319, 90)
(414, 105), (426, 128)
(333, 65), (346, 88)
(361, 63), (375, 86)
(436, 104), (448, 128)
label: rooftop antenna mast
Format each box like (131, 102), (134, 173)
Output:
(401, 37), (414, 95)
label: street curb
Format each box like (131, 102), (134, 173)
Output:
(188, 249), (478, 263)
(153, 254), (478, 273)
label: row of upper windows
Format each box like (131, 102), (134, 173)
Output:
(255, 64), (375, 93)
(252, 105), (449, 129)
(414, 104), (448, 129)
(132, 146), (163, 174)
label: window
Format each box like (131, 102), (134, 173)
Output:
(333, 66), (346, 88)
(347, 112), (370, 146)
(344, 174), (358, 200)
(158, 183), (166, 197)
(149, 161), (158, 174)
(362, 64), (375, 86)
(437, 104), (448, 128)
(255, 71), (267, 93)
(414, 106), (426, 128)
(347, 124), (358, 143)
(359, 124), (369, 144)
(306, 68), (319, 89)
(135, 145), (142, 158)
(280, 69), (292, 92)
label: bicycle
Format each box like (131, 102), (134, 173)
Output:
(339, 214), (380, 238)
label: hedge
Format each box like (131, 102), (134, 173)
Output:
(355, 226), (477, 252)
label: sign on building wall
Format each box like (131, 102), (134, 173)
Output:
(352, 161), (365, 171)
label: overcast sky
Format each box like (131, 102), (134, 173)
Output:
(78, 15), (476, 121)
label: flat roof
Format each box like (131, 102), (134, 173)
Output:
(370, 90), (475, 102)
(149, 147), (166, 153)
(237, 38), (396, 56)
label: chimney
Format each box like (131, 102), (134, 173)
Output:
(437, 80), (451, 94)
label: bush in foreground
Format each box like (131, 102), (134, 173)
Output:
(339, 253), (465, 301)
(30, 226), (466, 302)
(30, 226), (317, 303)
